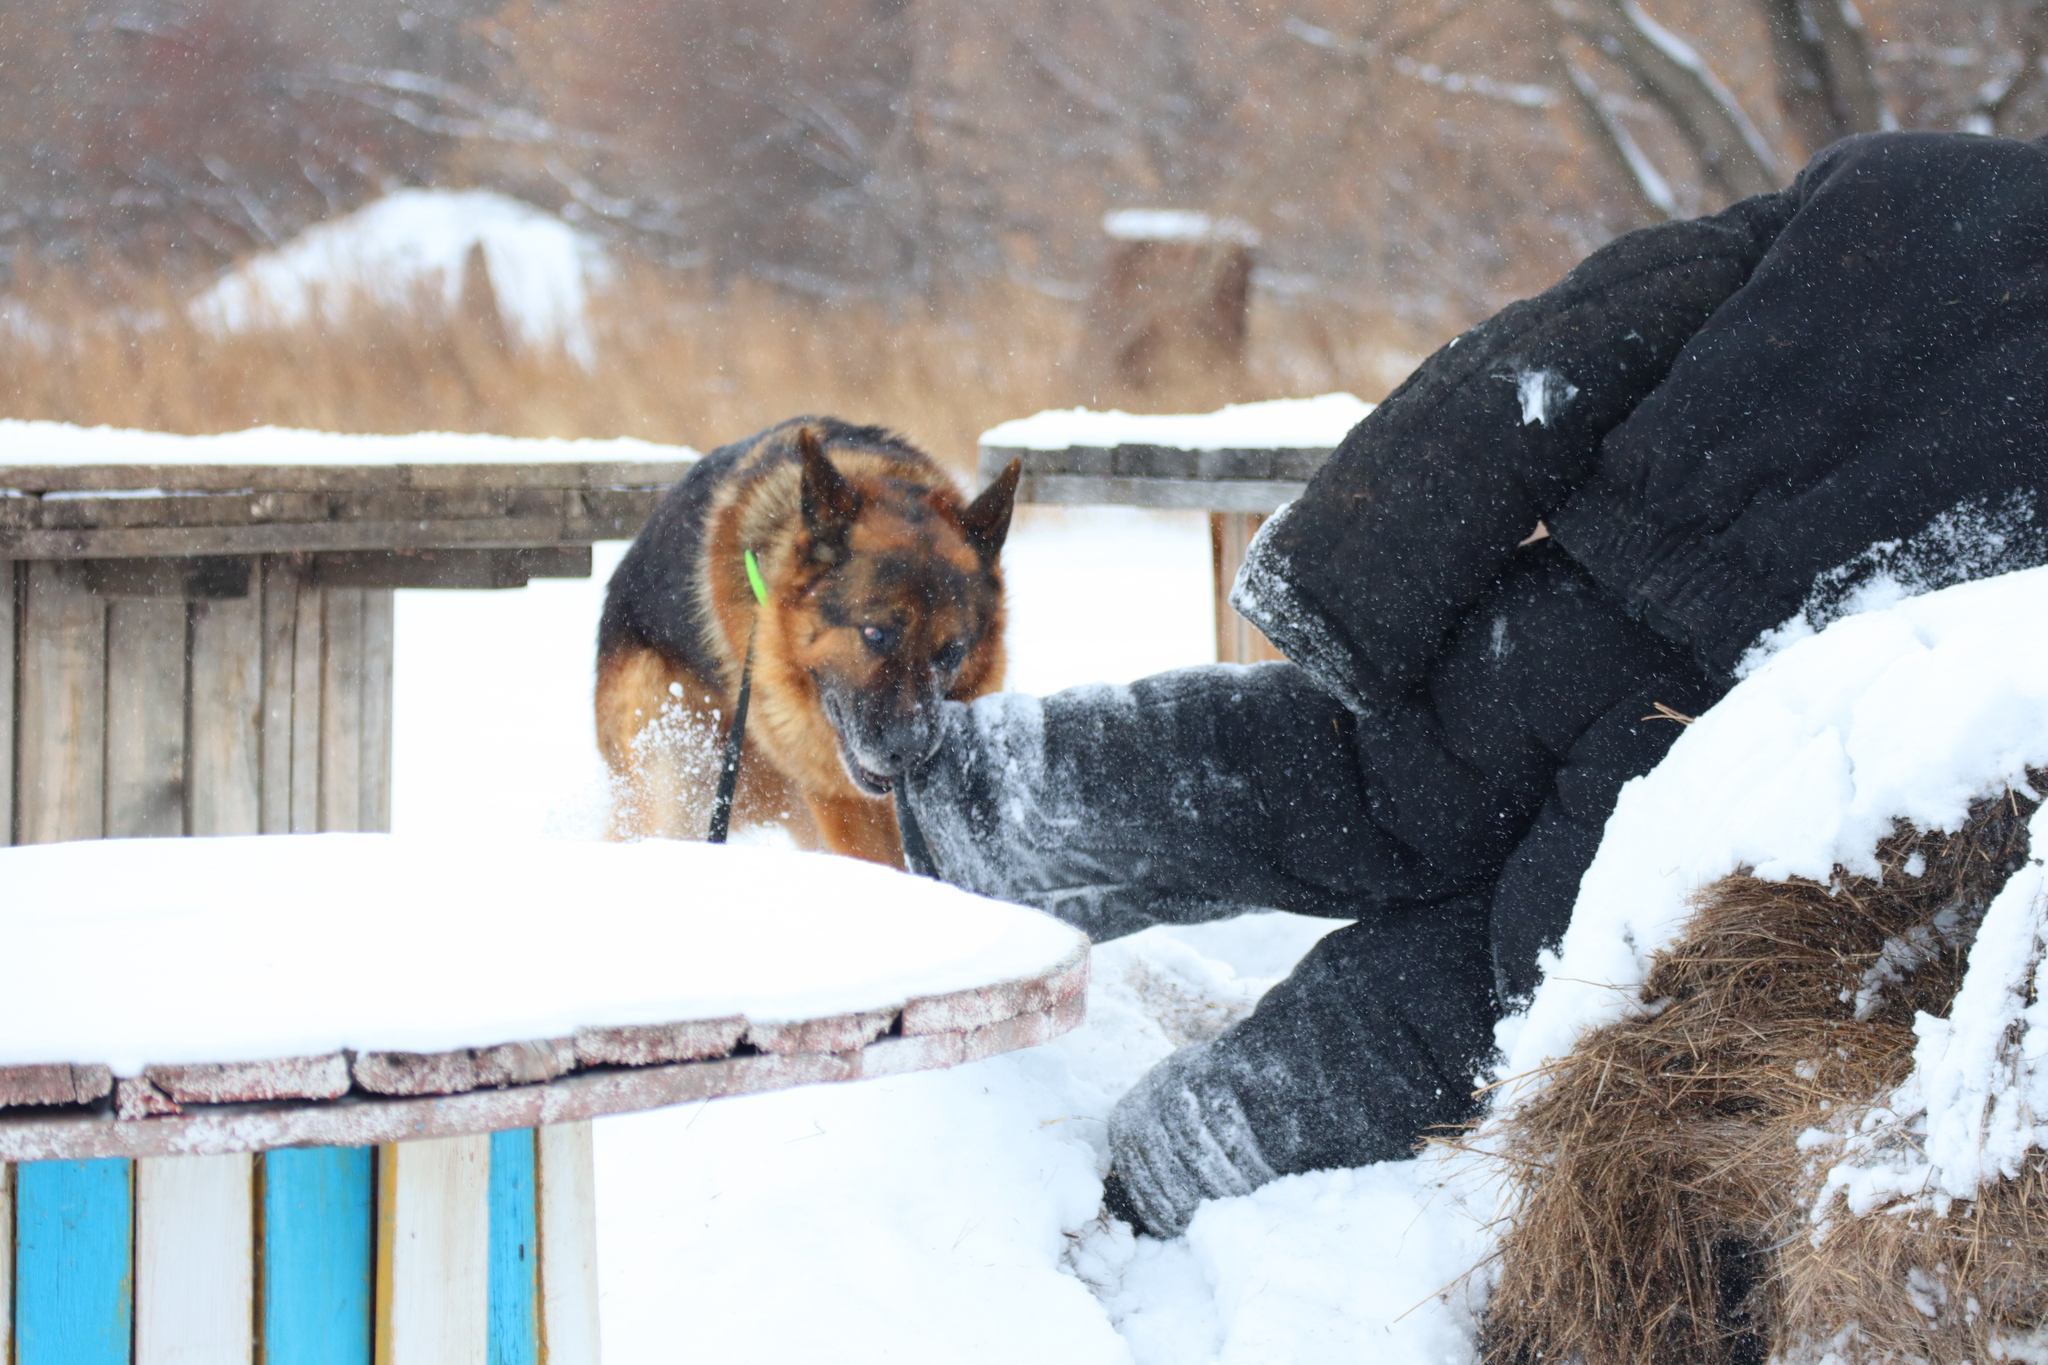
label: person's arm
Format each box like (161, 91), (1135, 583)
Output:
(1234, 187), (1800, 712)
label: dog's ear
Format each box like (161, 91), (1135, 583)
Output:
(798, 425), (861, 565)
(960, 458), (1021, 564)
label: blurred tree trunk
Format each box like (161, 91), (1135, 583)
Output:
(1757, 0), (1888, 158)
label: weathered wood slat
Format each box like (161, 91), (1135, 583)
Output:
(1211, 511), (1286, 665)
(319, 589), (366, 832)
(307, 547), (592, 591)
(571, 1016), (747, 1067)
(0, 1164), (12, 1365)
(135, 1152), (255, 1365)
(257, 558), (298, 833)
(379, 1134), (491, 1365)
(79, 555), (250, 598)
(487, 1129), (540, 1365)
(745, 1009), (896, 1055)
(289, 580), (324, 833)
(263, 1146), (376, 1365)
(359, 589), (395, 833)
(1013, 472), (1307, 513)
(0, 514), (633, 561)
(1, 560), (14, 846)
(0, 1063), (114, 1106)
(189, 587), (264, 835)
(146, 1054), (350, 1104)
(18, 561), (107, 843)
(14, 1157), (133, 1365)
(104, 596), (190, 838)
(536, 1123), (601, 1365)
(0, 461), (691, 496)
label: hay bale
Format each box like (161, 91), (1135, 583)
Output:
(1483, 782), (2043, 1365)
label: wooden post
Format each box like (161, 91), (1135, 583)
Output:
(488, 1131), (539, 1365)
(189, 589), (264, 836)
(135, 1153), (255, 1365)
(17, 562), (107, 844)
(262, 1146), (376, 1365)
(1209, 513), (1286, 665)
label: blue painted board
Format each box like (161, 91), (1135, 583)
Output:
(15, 1158), (134, 1365)
(263, 1146), (374, 1365)
(488, 1129), (538, 1365)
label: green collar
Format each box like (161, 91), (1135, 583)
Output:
(744, 548), (769, 605)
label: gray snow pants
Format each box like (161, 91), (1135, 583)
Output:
(900, 544), (1721, 1235)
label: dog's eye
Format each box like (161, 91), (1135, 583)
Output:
(933, 641), (967, 674)
(860, 624), (897, 652)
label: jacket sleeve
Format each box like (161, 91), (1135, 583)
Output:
(1231, 187), (1801, 712)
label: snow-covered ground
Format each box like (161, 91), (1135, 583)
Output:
(393, 493), (2048, 1361)
(195, 189), (610, 361)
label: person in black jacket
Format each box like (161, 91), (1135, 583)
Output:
(899, 130), (2048, 1238)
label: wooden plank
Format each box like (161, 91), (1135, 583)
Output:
(189, 583), (263, 836)
(79, 556), (250, 598)
(289, 581), (324, 833)
(1210, 512), (1285, 664)
(0, 461), (691, 496)
(378, 1135), (490, 1365)
(487, 1130), (538, 1365)
(0, 515), (636, 562)
(308, 548), (593, 591)
(1013, 473), (1307, 513)
(0, 1163), (13, 1365)
(14, 1157), (133, 1365)
(0, 1064), (114, 1108)
(136, 1152), (255, 1365)
(104, 596), (190, 838)
(359, 590), (394, 832)
(263, 1146), (375, 1365)
(535, 1124), (600, 1365)
(2, 560), (15, 846)
(258, 558), (300, 834)
(17, 560), (107, 843)
(320, 589), (366, 832)
(147, 1055), (350, 1104)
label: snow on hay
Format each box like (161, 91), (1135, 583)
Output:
(194, 189), (611, 360)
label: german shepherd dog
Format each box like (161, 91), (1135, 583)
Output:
(596, 417), (1020, 865)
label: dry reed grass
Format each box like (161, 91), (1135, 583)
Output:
(0, 257), (1419, 473)
(1482, 781), (2045, 1365)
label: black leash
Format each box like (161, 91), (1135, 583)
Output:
(706, 626), (755, 844)
(895, 782), (937, 878)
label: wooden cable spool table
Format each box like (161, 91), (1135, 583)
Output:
(0, 835), (1089, 1365)
(976, 395), (1368, 664)
(0, 422), (692, 847)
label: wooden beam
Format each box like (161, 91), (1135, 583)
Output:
(17, 561), (106, 843)
(14, 1157), (133, 1365)
(378, 1136), (490, 1365)
(1209, 513), (1286, 665)
(189, 585), (263, 836)
(487, 1130), (539, 1365)
(0, 515), (634, 562)
(135, 1152), (255, 1365)
(104, 597), (190, 838)
(307, 548), (593, 591)
(0, 461), (690, 496)
(536, 1123), (600, 1365)
(1015, 473), (1307, 513)
(262, 1146), (376, 1365)
(79, 556), (250, 599)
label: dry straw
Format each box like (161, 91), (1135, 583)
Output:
(1482, 781), (2045, 1365)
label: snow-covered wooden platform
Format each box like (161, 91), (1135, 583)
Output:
(0, 836), (1087, 1365)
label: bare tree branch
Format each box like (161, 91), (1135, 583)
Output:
(1554, 0), (1782, 201)
(1758, 0), (1888, 156)
(1561, 55), (1680, 219)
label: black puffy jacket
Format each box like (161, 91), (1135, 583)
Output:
(1238, 131), (2048, 704)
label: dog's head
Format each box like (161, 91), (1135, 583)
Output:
(787, 426), (1019, 795)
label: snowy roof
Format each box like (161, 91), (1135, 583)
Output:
(1101, 209), (1261, 247)
(0, 835), (1084, 1076)
(979, 393), (1370, 452)
(0, 420), (690, 470)
(194, 189), (612, 362)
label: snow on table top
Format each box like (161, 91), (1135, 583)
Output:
(1498, 563), (2048, 1094)
(0, 835), (1085, 1075)
(979, 393), (1371, 452)
(0, 419), (693, 469)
